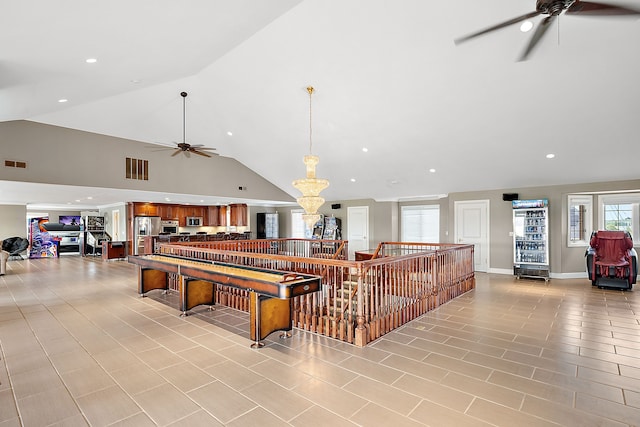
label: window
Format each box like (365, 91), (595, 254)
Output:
(598, 193), (640, 243)
(401, 205), (440, 243)
(604, 204), (633, 232)
(567, 195), (592, 247)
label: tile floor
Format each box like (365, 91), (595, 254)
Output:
(1, 256), (639, 426)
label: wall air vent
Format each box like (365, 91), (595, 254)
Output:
(5, 160), (27, 168)
(126, 157), (149, 181)
(4, 160), (27, 169)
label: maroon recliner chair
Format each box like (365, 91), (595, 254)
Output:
(586, 230), (637, 290)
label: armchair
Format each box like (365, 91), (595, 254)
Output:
(2, 237), (30, 260)
(586, 230), (637, 290)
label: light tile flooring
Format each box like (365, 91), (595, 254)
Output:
(1, 256), (639, 426)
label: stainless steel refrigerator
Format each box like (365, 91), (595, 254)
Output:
(134, 216), (161, 255)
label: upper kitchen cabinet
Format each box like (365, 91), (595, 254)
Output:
(229, 203), (248, 227)
(218, 205), (227, 227)
(206, 206), (220, 226)
(158, 204), (177, 220)
(133, 203), (159, 217)
(181, 206), (206, 218)
(177, 206), (206, 226)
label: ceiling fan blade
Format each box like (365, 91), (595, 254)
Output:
(455, 11), (542, 44)
(566, 1), (640, 15)
(518, 15), (556, 62)
(191, 150), (212, 158)
(171, 149), (181, 157)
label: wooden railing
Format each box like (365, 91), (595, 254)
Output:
(156, 240), (474, 346)
(158, 238), (348, 260)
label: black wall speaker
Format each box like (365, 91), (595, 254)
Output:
(331, 203), (341, 209)
(502, 193), (519, 201)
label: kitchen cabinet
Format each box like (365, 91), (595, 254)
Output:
(177, 206), (206, 226)
(158, 204), (177, 220)
(206, 206), (220, 226)
(229, 203), (248, 227)
(183, 206), (206, 217)
(218, 205), (227, 227)
(133, 203), (159, 217)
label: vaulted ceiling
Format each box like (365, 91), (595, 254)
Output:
(2, 0), (640, 209)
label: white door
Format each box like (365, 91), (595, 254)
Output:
(454, 200), (489, 272)
(112, 210), (120, 240)
(347, 206), (369, 260)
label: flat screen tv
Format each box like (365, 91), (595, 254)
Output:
(59, 215), (81, 226)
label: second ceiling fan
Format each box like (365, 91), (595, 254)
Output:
(455, 0), (640, 61)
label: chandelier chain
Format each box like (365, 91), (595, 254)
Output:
(307, 86), (314, 155)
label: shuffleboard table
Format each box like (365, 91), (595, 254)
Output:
(128, 254), (321, 347)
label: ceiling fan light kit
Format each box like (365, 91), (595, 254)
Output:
(455, 0), (640, 61)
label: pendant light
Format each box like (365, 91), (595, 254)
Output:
(292, 86), (329, 228)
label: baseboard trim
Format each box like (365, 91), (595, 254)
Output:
(485, 268), (590, 280)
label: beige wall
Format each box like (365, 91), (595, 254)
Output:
(0, 120), (295, 203)
(0, 205), (28, 240)
(445, 179), (640, 276)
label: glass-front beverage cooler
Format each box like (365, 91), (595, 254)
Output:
(513, 199), (549, 281)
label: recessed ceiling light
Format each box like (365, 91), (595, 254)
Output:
(362, 147), (368, 152)
(200, 200), (204, 203)
(227, 131), (233, 136)
(75, 199), (80, 202)
(429, 168), (436, 173)
(85, 58), (97, 63)
(165, 197), (171, 201)
(87, 196), (93, 200)
(546, 153), (555, 159)
(130, 79), (141, 84)
(58, 99), (68, 103)
(350, 178), (356, 182)
(520, 21), (534, 32)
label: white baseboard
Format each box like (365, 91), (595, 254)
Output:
(485, 267), (589, 280)
(486, 268), (512, 275)
(484, 268), (639, 281)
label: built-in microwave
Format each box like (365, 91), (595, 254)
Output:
(186, 217), (203, 227)
(161, 220), (179, 234)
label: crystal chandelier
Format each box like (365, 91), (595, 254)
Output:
(292, 86), (329, 228)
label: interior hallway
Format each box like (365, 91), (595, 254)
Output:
(1, 256), (639, 426)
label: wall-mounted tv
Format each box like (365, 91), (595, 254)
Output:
(59, 215), (81, 226)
